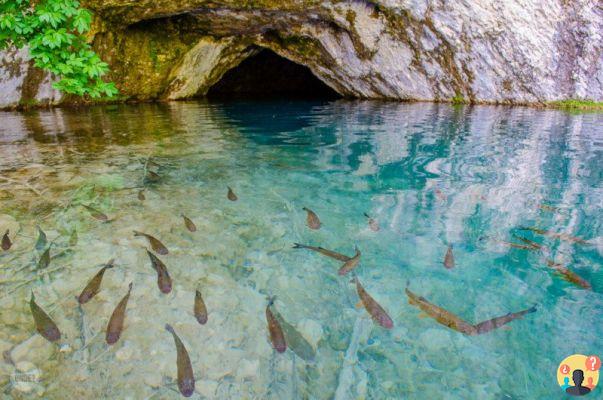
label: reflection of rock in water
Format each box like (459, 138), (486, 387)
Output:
(210, 99), (334, 138)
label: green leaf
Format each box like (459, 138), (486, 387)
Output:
(4, 0), (117, 98)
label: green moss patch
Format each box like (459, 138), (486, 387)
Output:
(546, 100), (603, 112)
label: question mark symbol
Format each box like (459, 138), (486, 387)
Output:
(585, 355), (601, 371)
(560, 364), (570, 374)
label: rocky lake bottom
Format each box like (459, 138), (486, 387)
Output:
(0, 100), (601, 399)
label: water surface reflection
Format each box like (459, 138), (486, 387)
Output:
(0, 100), (601, 399)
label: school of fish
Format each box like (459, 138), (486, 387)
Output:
(1, 161), (595, 398)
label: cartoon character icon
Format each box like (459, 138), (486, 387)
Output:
(557, 354), (599, 397)
(566, 369), (591, 396)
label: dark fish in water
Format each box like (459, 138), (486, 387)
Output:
(498, 240), (538, 251)
(266, 297), (287, 353)
(146, 250), (172, 294)
(106, 282), (133, 345)
(165, 324), (195, 397)
(145, 170), (161, 183)
(78, 259), (115, 304)
(37, 247), (50, 269)
(473, 305), (537, 334)
(82, 204), (109, 222)
(194, 289), (208, 324)
(519, 226), (589, 245)
(303, 207), (321, 230)
(227, 186), (237, 201)
(1, 230), (11, 251)
(146, 158), (163, 168)
(512, 234), (542, 249)
(69, 229), (78, 246)
(292, 243), (351, 262)
(35, 226), (47, 251)
(364, 213), (379, 232)
(546, 260), (592, 290)
(354, 277), (393, 329)
(30, 292), (61, 342)
(338, 247), (361, 276)
(182, 214), (196, 232)
(273, 309), (315, 362)
(405, 286), (536, 335)
(538, 203), (560, 212)
(405, 287), (479, 335)
(133, 231), (169, 255)
(137, 190), (145, 201)
(443, 245), (454, 269)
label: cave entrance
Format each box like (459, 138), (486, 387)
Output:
(206, 48), (341, 100)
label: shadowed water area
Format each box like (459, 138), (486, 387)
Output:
(0, 100), (601, 399)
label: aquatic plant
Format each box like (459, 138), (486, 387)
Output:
(0, 0), (117, 98)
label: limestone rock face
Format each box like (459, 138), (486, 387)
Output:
(0, 0), (601, 108)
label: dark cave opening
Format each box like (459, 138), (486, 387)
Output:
(206, 49), (341, 100)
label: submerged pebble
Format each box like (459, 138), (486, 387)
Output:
(10, 335), (55, 364)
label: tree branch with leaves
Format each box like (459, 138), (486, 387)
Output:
(0, 0), (118, 98)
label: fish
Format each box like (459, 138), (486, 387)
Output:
(303, 207), (321, 230)
(498, 240), (538, 251)
(194, 289), (207, 324)
(182, 214), (196, 232)
(519, 226), (589, 245)
(35, 226), (47, 251)
(146, 158), (163, 168)
(364, 213), (379, 232)
(106, 282), (133, 345)
(443, 245), (454, 269)
(137, 190), (145, 201)
(266, 297), (287, 353)
(77, 259), (115, 304)
(546, 260), (592, 290)
(82, 204), (109, 222)
(273, 309), (315, 362)
(512, 234), (542, 249)
(1, 230), (11, 251)
(292, 243), (351, 262)
(145, 170), (161, 183)
(473, 305), (537, 334)
(37, 247), (51, 269)
(405, 286), (537, 335)
(354, 277), (393, 329)
(30, 292), (61, 342)
(405, 287), (478, 335)
(338, 247), (361, 276)
(133, 231), (169, 255)
(227, 186), (237, 201)
(538, 203), (560, 212)
(146, 250), (172, 294)
(165, 324), (195, 397)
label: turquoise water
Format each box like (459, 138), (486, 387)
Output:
(0, 100), (601, 399)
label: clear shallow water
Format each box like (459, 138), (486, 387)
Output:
(0, 100), (601, 399)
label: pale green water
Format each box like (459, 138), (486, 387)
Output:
(0, 100), (601, 399)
